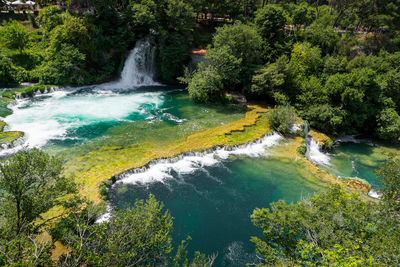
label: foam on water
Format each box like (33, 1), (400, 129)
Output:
(116, 133), (282, 185)
(368, 189), (382, 199)
(4, 90), (164, 149)
(308, 139), (331, 166)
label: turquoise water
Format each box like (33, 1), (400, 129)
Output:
(322, 140), (400, 188)
(109, 149), (327, 266)
(2, 87), (245, 157)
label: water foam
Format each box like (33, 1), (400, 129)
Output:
(368, 189), (381, 199)
(116, 133), (282, 185)
(4, 90), (164, 149)
(307, 139), (331, 166)
(303, 121), (330, 166)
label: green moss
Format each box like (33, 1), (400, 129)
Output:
(0, 121), (6, 132)
(309, 129), (334, 150)
(0, 98), (13, 118)
(0, 131), (24, 146)
(342, 177), (371, 194)
(2, 84), (57, 99)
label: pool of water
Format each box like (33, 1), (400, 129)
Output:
(109, 138), (327, 266)
(2, 87), (245, 158)
(321, 139), (400, 188)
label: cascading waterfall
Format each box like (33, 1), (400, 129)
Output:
(304, 121), (330, 166)
(100, 38), (159, 89)
(304, 121), (310, 159)
(114, 132), (282, 185)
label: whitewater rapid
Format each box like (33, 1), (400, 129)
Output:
(2, 90), (164, 153)
(115, 132), (283, 185)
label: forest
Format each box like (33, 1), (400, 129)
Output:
(0, 0), (400, 266)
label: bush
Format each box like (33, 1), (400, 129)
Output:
(0, 19), (29, 54)
(0, 56), (17, 86)
(187, 68), (223, 103)
(268, 105), (297, 134)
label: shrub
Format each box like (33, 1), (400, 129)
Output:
(268, 105), (297, 134)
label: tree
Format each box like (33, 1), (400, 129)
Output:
(212, 22), (262, 71)
(292, 2), (316, 30)
(250, 185), (400, 266)
(40, 43), (86, 85)
(0, 149), (76, 265)
(376, 155), (400, 211)
(0, 56), (17, 86)
(205, 45), (242, 88)
(58, 195), (215, 266)
(375, 108), (400, 140)
(187, 65), (223, 103)
(290, 42), (323, 79)
(0, 20), (29, 54)
(250, 55), (289, 101)
(49, 16), (90, 54)
(38, 6), (63, 33)
(255, 5), (286, 38)
(254, 5), (287, 61)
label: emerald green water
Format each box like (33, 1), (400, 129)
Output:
(322, 140), (400, 188)
(109, 147), (327, 266)
(3, 87), (245, 158)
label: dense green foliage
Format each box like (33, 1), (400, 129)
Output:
(0, 0), (196, 86)
(187, 22), (262, 102)
(251, 183), (400, 266)
(184, 1), (400, 140)
(267, 105), (296, 134)
(0, 149), (76, 265)
(0, 20), (28, 54)
(0, 150), (214, 266)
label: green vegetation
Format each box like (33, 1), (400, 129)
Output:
(0, 150), (214, 265)
(1, 84), (55, 98)
(0, 149), (76, 265)
(251, 183), (400, 266)
(267, 105), (296, 135)
(55, 195), (214, 266)
(0, 0), (399, 265)
(182, 1), (400, 141)
(0, 0), (195, 86)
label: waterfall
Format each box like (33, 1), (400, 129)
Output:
(304, 121), (330, 166)
(304, 121), (310, 159)
(100, 38), (159, 89)
(114, 132), (282, 185)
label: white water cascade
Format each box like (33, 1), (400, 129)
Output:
(304, 121), (330, 166)
(115, 132), (283, 185)
(100, 38), (159, 89)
